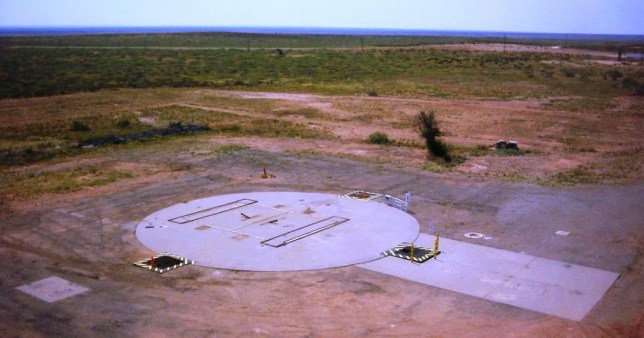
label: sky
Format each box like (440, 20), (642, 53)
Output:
(0, 0), (642, 35)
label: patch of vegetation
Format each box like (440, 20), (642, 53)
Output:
(168, 163), (193, 172)
(0, 146), (59, 166)
(141, 105), (331, 139)
(493, 148), (532, 156)
(452, 144), (491, 157)
(442, 144), (534, 159)
(421, 161), (449, 173)
(70, 120), (91, 132)
(193, 95), (279, 112)
(79, 122), (209, 147)
(605, 69), (623, 81)
(208, 144), (249, 156)
(540, 166), (600, 186)
(390, 139), (425, 148)
(0, 109), (208, 166)
(1, 46), (639, 100)
(621, 77), (644, 96)
(0, 112), (149, 144)
(274, 108), (325, 119)
(1, 165), (132, 198)
(418, 111), (452, 162)
(541, 147), (642, 186)
(1, 31), (639, 52)
(543, 98), (616, 112)
(366, 132), (390, 145)
(116, 118), (131, 128)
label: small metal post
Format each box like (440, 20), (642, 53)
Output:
(434, 233), (440, 259)
(409, 243), (414, 262)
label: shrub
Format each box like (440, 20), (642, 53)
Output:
(634, 84), (644, 96)
(606, 69), (623, 81)
(367, 89), (379, 97)
(417, 111), (452, 162)
(367, 132), (389, 144)
(70, 120), (90, 132)
(622, 77), (638, 88)
(168, 121), (183, 129)
(620, 77), (644, 96)
(562, 69), (575, 78)
(116, 118), (131, 128)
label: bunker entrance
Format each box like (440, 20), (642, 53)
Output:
(381, 243), (440, 263)
(342, 190), (383, 201)
(133, 253), (194, 273)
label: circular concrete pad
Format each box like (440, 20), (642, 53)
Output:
(136, 192), (419, 271)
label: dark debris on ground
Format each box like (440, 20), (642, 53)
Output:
(79, 123), (210, 148)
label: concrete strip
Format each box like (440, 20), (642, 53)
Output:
(359, 234), (619, 321)
(17, 276), (89, 303)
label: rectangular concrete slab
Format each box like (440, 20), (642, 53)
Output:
(359, 234), (619, 321)
(17, 276), (89, 303)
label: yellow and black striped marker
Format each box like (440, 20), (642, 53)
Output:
(133, 252), (194, 274)
(381, 235), (441, 263)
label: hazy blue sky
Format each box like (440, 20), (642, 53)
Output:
(0, 0), (642, 34)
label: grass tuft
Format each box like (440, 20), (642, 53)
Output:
(366, 132), (390, 145)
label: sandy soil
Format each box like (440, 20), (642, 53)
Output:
(180, 90), (643, 183)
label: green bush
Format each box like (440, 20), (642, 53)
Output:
(70, 120), (90, 132)
(418, 111), (452, 162)
(634, 84), (644, 96)
(168, 121), (183, 129)
(562, 68), (576, 78)
(116, 118), (131, 128)
(367, 132), (389, 144)
(606, 69), (623, 81)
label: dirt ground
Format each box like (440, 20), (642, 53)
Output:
(429, 43), (617, 57)
(0, 136), (642, 337)
(0, 77), (643, 337)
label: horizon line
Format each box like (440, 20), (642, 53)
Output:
(0, 25), (642, 37)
